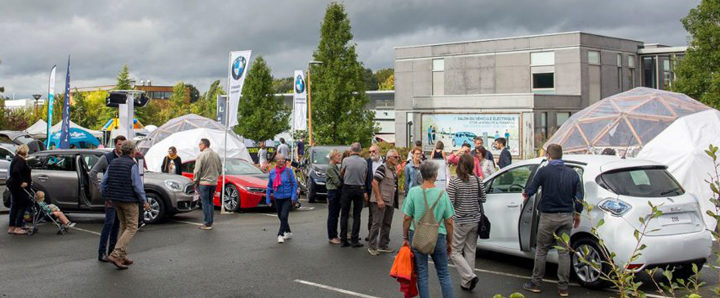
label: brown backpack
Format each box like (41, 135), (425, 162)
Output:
(412, 189), (444, 254)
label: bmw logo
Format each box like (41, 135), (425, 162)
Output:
(295, 75), (305, 93)
(232, 56), (247, 80)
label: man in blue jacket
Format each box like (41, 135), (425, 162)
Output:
(522, 143), (583, 297)
(266, 154), (298, 243)
(101, 140), (150, 270)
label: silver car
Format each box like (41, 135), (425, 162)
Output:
(4, 149), (196, 224)
(478, 155), (712, 289)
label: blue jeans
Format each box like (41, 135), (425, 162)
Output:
(410, 231), (454, 298)
(198, 185), (216, 226)
(326, 189), (341, 240)
(98, 205), (120, 256)
(276, 198), (292, 236)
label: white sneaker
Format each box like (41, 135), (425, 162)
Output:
(277, 235), (285, 243)
(283, 232), (293, 240)
(368, 248), (380, 256)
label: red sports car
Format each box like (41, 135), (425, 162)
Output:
(182, 158), (270, 211)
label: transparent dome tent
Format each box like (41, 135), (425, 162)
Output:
(137, 114), (240, 154)
(544, 87), (709, 157)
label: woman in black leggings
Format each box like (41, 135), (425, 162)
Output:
(8, 144), (32, 235)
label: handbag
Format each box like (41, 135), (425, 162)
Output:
(411, 189), (443, 254)
(476, 176), (491, 239)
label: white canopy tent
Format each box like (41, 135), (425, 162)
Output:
(25, 119), (103, 139)
(137, 114), (241, 154)
(144, 128), (252, 172)
(637, 109), (720, 230)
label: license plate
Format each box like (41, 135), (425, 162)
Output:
(659, 213), (692, 226)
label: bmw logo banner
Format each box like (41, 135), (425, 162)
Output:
(226, 50), (252, 127)
(293, 70), (308, 130)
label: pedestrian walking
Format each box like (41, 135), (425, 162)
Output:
(325, 150), (343, 245)
(7, 144), (31, 235)
(265, 154), (298, 243)
(296, 137), (305, 162)
(431, 141), (446, 160)
(401, 161), (455, 298)
(258, 142), (269, 172)
(364, 144), (384, 239)
(404, 147), (424, 193)
(367, 149), (400, 256)
(90, 135), (126, 262)
(495, 137), (512, 169)
(447, 154), (486, 291)
(522, 144), (583, 297)
(193, 138), (222, 230)
(277, 138), (290, 159)
(101, 140), (151, 270)
(161, 146), (182, 175)
(339, 142), (367, 248)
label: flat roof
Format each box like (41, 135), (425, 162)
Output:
(638, 46), (688, 55)
(395, 31), (644, 50)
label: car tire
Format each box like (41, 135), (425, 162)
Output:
(308, 179), (317, 203)
(671, 260), (705, 281)
(223, 184), (241, 212)
(144, 192), (166, 225)
(571, 237), (610, 289)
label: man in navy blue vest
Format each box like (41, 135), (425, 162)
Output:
(101, 140), (150, 270)
(91, 135), (126, 263)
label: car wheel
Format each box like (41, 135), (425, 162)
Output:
(671, 260), (705, 281)
(308, 179), (317, 203)
(571, 237), (610, 289)
(223, 184), (240, 212)
(143, 192), (166, 225)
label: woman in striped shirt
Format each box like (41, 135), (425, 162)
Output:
(447, 154), (487, 292)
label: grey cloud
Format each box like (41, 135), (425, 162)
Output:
(0, 0), (698, 98)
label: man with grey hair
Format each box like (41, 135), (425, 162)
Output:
(339, 142), (367, 247)
(101, 140), (150, 270)
(367, 149), (400, 256)
(364, 144), (383, 239)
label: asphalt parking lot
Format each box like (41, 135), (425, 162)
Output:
(1, 195), (718, 298)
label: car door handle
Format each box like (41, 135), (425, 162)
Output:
(37, 175), (49, 182)
(506, 203), (520, 208)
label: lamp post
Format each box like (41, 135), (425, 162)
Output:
(307, 61), (323, 145)
(32, 94), (42, 115)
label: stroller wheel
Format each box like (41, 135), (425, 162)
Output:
(27, 228), (36, 236)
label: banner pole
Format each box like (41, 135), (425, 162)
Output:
(221, 53), (230, 215)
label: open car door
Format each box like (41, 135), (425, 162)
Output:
(79, 154), (104, 208)
(519, 160), (546, 252)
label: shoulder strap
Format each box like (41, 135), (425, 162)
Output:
(476, 176), (485, 215)
(429, 190), (443, 211)
(422, 188), (430, 210)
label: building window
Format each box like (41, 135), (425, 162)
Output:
(540, 112), (548, 138)
(556, 112), (571, 127)
(628, 55), (636, 68)
(628, 55), (636, 88)
(617, 54), (623, 90)
(617, 54), (622, 67)
(432, 58), (444, 95)
(642, 56), (657, 89)
(531, 52), (554, 66)
(532, 73), (554, 89)
(588, 51), (600, 65)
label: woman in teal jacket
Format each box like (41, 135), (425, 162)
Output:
(265, 154), (298, 243)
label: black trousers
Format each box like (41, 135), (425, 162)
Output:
(276, 198), (292, 236)
(9, 189), (29, 227)
(340, 185), (364, 243)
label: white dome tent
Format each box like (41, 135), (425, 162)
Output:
(138, 114), (241, 154)
(144, 128), (252, 173)
(637, 109), (720, 229)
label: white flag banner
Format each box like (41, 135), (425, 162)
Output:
(227, 50), (252, 127)
(293, 70), (308, 130)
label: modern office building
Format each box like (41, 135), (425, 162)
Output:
(394, 31), (686, 158)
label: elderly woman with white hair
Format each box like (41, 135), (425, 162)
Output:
(265, 153), (298, 243)
(7, 144), (32, 235)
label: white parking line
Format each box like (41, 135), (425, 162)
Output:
(69, 226), (101, 236)
(171, 220), (204, 226)
(294, 279), (380, 298)
(263, 214), (276, 217)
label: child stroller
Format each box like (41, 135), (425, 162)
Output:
(23, 187), (68, 235)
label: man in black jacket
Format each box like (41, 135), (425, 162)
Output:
(495, 137), (512, 169)
(521, 144), (583, 297)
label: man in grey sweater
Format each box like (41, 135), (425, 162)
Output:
(194, 138), (222, 230)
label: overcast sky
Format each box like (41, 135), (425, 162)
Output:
(0, 0), (698, 99)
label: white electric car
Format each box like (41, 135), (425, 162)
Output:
(477, 155), (712, 288)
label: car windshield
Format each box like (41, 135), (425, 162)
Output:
(597, 167), (684, 197)
(312, 149), (332, 164)
(225, 159), (263, 175)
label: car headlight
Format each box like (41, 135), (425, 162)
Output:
(164, 180), (184, 192)
(598, 199), (631, 216)
(313, 169), (326, 178)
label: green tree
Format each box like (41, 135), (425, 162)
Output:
(116, 65), (132, 90)
(234, 56), (290, 141)
(191, 80), (225, 120)
(272, 77), (293, 94)
(673, 0), (720, 109)
(375, 68), (393, 88)
(311, 2), (376, 146)
(71, 89), (114, 130)
(186, 83), (200, 103)
(167, 82), (190, 119)
(379, 73), (394, 90)
(363, 67), (378, 91)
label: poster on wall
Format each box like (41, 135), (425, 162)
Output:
(421, 114), (521, 156)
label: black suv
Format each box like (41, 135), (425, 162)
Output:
(297, 145), (347, 202)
